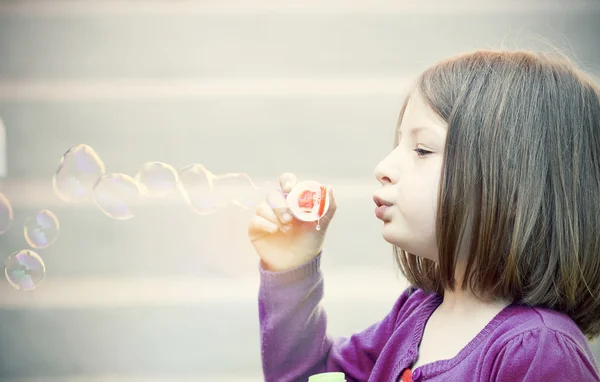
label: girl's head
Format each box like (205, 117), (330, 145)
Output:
(374, 50), (600, 339)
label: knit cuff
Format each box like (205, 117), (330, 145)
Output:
(259, 252), (322, 288)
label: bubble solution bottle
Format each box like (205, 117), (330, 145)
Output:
(308, 372), (346, 382)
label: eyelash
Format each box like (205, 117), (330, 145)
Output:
(413, 148), (433, 156)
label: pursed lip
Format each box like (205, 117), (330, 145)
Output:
(373, 195), (393, 220)
(373, 195), (392, 207)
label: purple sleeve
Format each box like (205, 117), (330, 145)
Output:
(258, 253), (410, 382)
(490, 328), (600, 381)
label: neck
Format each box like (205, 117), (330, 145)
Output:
(439, 262), (510, 314)
(440, 287), (492, 313)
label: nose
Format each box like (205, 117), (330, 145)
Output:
(374, 147), (402, 185)
(374, 158), (393, 185)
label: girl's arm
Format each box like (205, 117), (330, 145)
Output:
(258, 252), (409, 382)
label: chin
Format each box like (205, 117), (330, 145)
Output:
(380, 222), (434, 259)
(381, 222), (404, 247)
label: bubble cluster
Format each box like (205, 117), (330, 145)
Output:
(4, 208), (57, 290)
(94, 173), (140, 220)
(51, 144), (267, 219)
(24, 210), (60, 249)
(135, 161), (178, 198)
(0, 192), (13, 235)
(5, 250), (46, 291)
(4, 141), (279, 291)
(53, 144), (105, 203)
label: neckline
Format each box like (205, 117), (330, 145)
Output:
(408, 292), (516, 378)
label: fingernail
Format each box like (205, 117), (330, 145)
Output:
(281, 212), (292, 223)
(281, 224), (292, 233)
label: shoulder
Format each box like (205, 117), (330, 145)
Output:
(484, 305), (600, 380)
(493, 305), (591, 352)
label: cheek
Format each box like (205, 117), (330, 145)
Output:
(397, 164), (441, 222)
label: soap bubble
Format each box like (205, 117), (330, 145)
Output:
(213, 173), (262, 209)
(53, 144), (105, 203)
(93, 173), (140, 220)
(134, 161), (178, 197)
(5, 250), (46, 291)
(178, 164), (220, 215)
(24, 210), (60, 249)
(0, 192), (13, 235)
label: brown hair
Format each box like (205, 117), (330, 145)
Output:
(393, 50), (600, 339)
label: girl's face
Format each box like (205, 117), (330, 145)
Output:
(373, 90), (447, 261)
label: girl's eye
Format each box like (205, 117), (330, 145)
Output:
(413, 148), (433, 156)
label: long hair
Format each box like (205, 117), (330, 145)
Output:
(393, 50), (600, 339)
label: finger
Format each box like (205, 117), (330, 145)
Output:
(266, 189), (293, 224)
(279, 172), (297, 194)
(248, 215), (278, 242)
(327, 185), (337, 213)
(255, 200), (280, 226)
(256, 199), (293, 232)
(322, 185), (337, 221)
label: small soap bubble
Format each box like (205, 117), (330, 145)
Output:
(213, 173), (262, 209)
(5, 249), (46, 291)
(24, 210), (60, 249)
(53, 144), (105, 203)
(93, 173), (140, 220)
(0, 192), (13, 235)
(134, 161), (179, 197)
(178, 164), (220, 215)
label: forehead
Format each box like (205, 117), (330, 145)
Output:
(399, 90), (447, 137)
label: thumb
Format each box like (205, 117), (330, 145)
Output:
(324, 185), (337, 220)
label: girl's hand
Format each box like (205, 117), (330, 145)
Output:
(248, 172), (337, 272)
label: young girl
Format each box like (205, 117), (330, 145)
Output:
(248, 50), (600, 381)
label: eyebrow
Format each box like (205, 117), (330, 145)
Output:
(398, 126), (444, 139)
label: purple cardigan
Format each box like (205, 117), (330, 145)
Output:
(258, 253), (600, 381)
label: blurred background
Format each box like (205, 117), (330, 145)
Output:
(0, 0), (599, 381)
